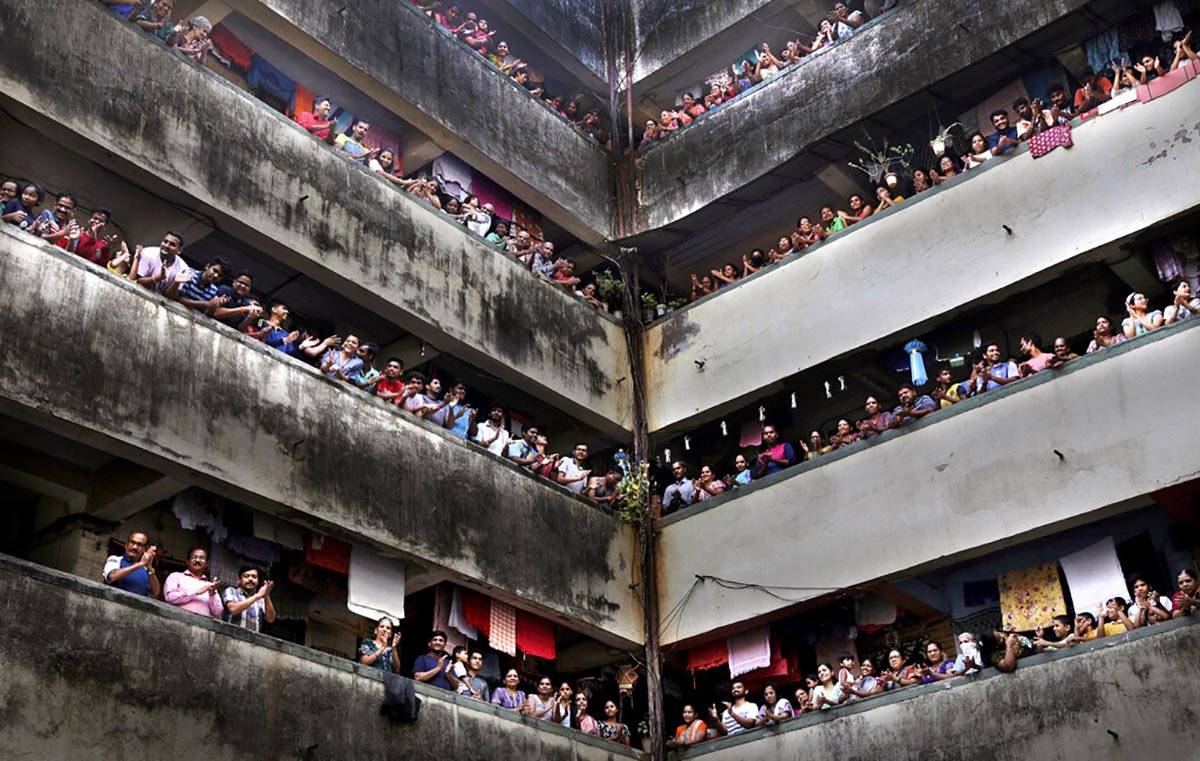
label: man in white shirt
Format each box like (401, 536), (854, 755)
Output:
(473, 404), (511, 456)
(134, 230), (192, 296)
(555, 443), (591, 494)
(709, 682), (758, 736)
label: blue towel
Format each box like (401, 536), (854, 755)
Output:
(1084, 29), (1128, 76)
(246, 53), (296, 108)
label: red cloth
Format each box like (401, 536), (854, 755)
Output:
(516, 611), (557, 659)
(305, 533), (350, 575)
(687, 639), (729, 672)
(1028, 123), (1072, 159)
(292, 83), (315, 120)
(211, 24), (253, 72)
(56, 233), (110, 265)
(1137, 65), (1193, 104)
(462, 589), (491, 636)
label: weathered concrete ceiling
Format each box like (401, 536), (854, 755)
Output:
(234, 0), (616, 245)
(0, 229), (643, 646)
(0, 0), (633, 438)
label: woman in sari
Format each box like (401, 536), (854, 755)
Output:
(666, 705), (708, 748)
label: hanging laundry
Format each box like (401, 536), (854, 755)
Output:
(246, 53), (297, 112)
(291, 83), (316, 121)
(515, 610), (556, 659)
(433, 585), (467, 652)
(488, 600), (518, 656)
(727, 625), (771, 678)
(171, 488), (227, 543)
(210, 24), (253, 72)
(1060, 537), (1134, 615)
(433, 153), (474, 200)
(1153, 1), (1184, 41)
(462, 589), (491, 637)
(1028, 123), (1073, 159)
(305, 533), (350, 575)
(449, 586), (479, 640)
(1084, 29), (1127, 76)
(227, 534), (282, 565)
(206, 540), (240, 586)
(347, 545), (406, 623)
(686, 639), (728, 672)
(998, 561), (1068, 630)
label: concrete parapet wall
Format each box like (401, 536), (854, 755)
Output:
(656, 317), (1200, 644)
(634, 0), (1093, 232)
(0, 554), (646, 760)
(0, 227), (642, 646)
(0, 0), (632, 437)
(643, 80), (1200, 433)
(672, 615), (1200, 760)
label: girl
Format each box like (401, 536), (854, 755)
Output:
(598, 700), (630, 745)
(1, 182), (43, 230)
(810, 663), (845, 709)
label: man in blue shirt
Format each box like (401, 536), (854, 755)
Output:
(413, 630), (455, 690)
(443, 381), (475, 439)
(177, 257), (230, 314)
(891, 383), (938, 427)
(102, 531), (161, 597)
(985, 109), (1020, 155)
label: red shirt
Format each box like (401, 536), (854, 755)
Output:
(56, 232), (110, 265)
(296, 111), (331, 141)
(375, 377), (405, 400)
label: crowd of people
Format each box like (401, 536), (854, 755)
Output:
(640, 1), (881, 150)
(682, 30), (1198, 299)
(659, 290), (1198, 515)
(407, 0), (613, 149)
(98, 0), (613, 311)
(670, 570), (1200, 747)
(2, 174), (630, 505)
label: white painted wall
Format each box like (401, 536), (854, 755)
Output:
(643, 81), (1200, 433)
(656, 319), (1200, 644)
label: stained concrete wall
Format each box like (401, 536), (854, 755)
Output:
(0, 0), (632, 438)
(643, 80), (1200, 433)
(235, 0), (615, 244)
(491, 0), (610, 88)
(673, 616), (1200, 760)
(0, 228), (642, 646)
(656, 318), (1200, 645)
(629, 0), (781, 86)
(633, 0), (1093, 232)
(0, 554), (645, 761)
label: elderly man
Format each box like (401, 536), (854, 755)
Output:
(163, 546), (224, 618)
(102, 530), (161, 597)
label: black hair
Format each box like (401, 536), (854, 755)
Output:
(186, 545), (208, 559)
(1051, 614), (1073, 628)
(375, 616), (394, 629)
(21, 182), (45, 203)
(522, 422), (540, 434)
(204, 256), (231, 273)
(489, 402), (504, 412)
(92, 206), (113, 221)
(1048, 83), (1066, 95)
(989, 108), (1008, 121)
(429, 629), (448, 640)
(232, 271), (253, 281)
(361, 342), (379, 354)
(314, 96), (332, 107)
(1077, 612), (1097, 626)
(164, 229), (186, 246)
(1020, 332), (1043, 348)
(898, 382), (916, 394)
(237, 564), (259, 578)
(451, 645), (467, 657)
(1012, 97), (1030, 109)
(384, 356), (404, 366)
(404, 370), (426, 383)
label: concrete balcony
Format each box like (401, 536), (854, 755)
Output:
(670, 616), (1200, 760)
(656, 317), (1200, 645)
(0, 228), (642, 646)
(0, 553), (646, 760)
(643, 77), (1200, 434)
(0, 0), (632, 438)
(632, 0), (1095, 233)
(486, 0), (610, 91)
(236, 0), (615, 244)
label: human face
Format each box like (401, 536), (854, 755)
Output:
(777, 237), (791, 253)
(1050, 89), (1068, 108)
(186, 548), (208, 576)
(1053, 338), (1071, 358)
(375, 618), (393, 640)
(939, 156), (955, 174)
(314, 99), (331, 118)
(865, 396), (880, 414)
(428, 634), (447, 653)
(558, 682), (573, 700)
(1177, 282), (1194, 300)
(799, 217), (813, 233)
(574, 443), (589, 462)
(1132, 579), (1151, 598)
(1074, 614), (1092, 633)
(763, 685), (776, 703)
(1051, 619), (1070, 638)
(833, 2), (848, 17)
(722, 264), (736, 278)
(230, 274), (252, 298)
(682, 94), (694, 107)
(542, 241), (555, 257)
(937, 369), (952, 384)
(762, 425), (778, 444)
(860, 660), (875, 676)
(489, 407), (503, 423)
(699, 465), (714, 481)
(888, 650), (904, 669)
(20, 185), (39, 207)
(876, 187), (891, 202)
(155, 0), (173, 19)
(497, 42), (509, 56)
(849, 194), (862, 210)
(1179, 572), (1197, 595)
(271, 303), (289, 321)
(1130, 293), (1148, 310)
(202, 261), (224, 283)
(428, 378), (442, 396)
(809, 431), (822, 448)
(730, 682), (746, 699)
(820, 206), (834, 222)
(836, 419), (851, 436)
(898, 387), (915, 405)
(971, 134), (987, 153)
(604, 700), (619, 719)
(700, 275), (713, 290)
(385, 360), (402, 378)
(124, 532), (150, 561)
(160, 233), (183, 258)
(0, 180), (18, 203)
(53, 195), (75, 222)
(734, 455), (748, 471)
(537, 677), (553, 696)
(238, 568), (259, 593)
(926, 643), (943, 663)
(469, 652), (484, 671)
(672, 462), (686, 480)
(341, 335), (360, 354)
(985, 344), (1001, 363)
(817, 664), (833, 682)
(357, 345), (375, 364)
(991, 112), (1009, 131)
(1014, 102), (1032, 120)
(524, 426), (539, 444)
(1096, 316), (1112, 335)
(681, 705), (696, 723)
(504, 669), (520, 688)
(574, 694), (589, 712)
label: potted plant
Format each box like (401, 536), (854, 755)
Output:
(666, 296), (688, 314)
(595, 269), (621, 304)
(641, 292), (659, 322)
(848, 129), (915, 186)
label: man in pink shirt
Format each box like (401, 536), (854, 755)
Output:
(163, 546), (224, 618)
(1017, 333), (1064, 377)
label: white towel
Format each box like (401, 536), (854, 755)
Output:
(449, 586), (479, 640)
(1153, 1), (1183, 39)
(1060, 537), (1129, 615)
(347, 546), (406, 623)
(433, 585), (467, 652)
(727, 625), (771, 678)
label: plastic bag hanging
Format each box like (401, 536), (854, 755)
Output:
(903, 340), (929, 386)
